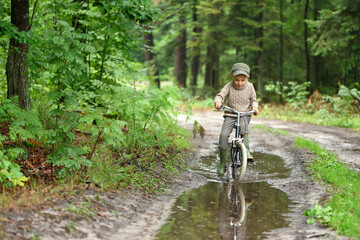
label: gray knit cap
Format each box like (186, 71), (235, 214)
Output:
(231, 63), (250, 77)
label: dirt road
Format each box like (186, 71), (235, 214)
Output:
(187, 110), (359, 239)
(1, 110), (359, 239)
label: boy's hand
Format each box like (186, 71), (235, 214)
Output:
(252, 108), (259, 115)
(215, 102), (222, 109)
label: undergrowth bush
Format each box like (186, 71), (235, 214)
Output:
(261, 84), (360, 131)
(0, 82), (190, 193)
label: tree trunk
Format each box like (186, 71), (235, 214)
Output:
(143, 26), (160, 88)
(313, 0), (323, 90)
(255, 2), (264, 98)
(204, 3), (221, 93)
(190, 0), (201, 95)
(6, 0), (31, 110)
(204, 46), (212, 88)
(279, 0), (284, 104)
(355, 55), (359, 85)
(174, 11), (187, 88)
(304, 0), (311, 86)
(212, 48), (220, 91)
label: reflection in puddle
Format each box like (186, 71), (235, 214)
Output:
(156, 152), (295, 239)
(156, 181), (292, 240)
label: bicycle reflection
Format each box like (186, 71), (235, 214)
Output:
(218, 182), (252, 240)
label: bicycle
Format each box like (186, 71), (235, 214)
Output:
(215, 105), (256, 182)
(228, 182), (249, 240)
(218, 182), (252, 240)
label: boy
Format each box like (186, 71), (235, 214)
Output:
(214, 63), (259, 176)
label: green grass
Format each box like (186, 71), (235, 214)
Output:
(253, 124), (289, 136)
(260, 104), (360, 132)
(295, 137), (360, 238)
(190, 98), (214, 109)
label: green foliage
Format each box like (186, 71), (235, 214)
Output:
(308, 1), (360, 57)
(306, 0), (360, 90)
(0, 100), (44, 141)
(260, 83), (360, 131)
(265, 81), (310, 108)
(338, 85), (360, 102)
(0, 149), (29, 188)
(304, 205), (333, 225)
(282, 82), (310, 108)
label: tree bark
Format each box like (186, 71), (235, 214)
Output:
(255, 2), (264, 98)
(204, 46), (212, 89)
(304, 0), (311, 86)
(143, 26), (160, 88)
(6, 0), (31, 110)
(174, 10), (187, 88)
(212, 47), (220, 91)
(313, 0), (323, 90)
(279, 0), (284, 104)
(190, 0), (201, 95)
(204, 3), (220, 93)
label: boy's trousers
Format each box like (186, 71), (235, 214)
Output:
(219, 115), (251, 150)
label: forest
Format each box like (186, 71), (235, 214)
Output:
(1, 0), (360, 188)
(1, 0), (360, 186)
(0, 0), (360, 237)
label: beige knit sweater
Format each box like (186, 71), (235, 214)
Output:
(214, 81), (258, 113)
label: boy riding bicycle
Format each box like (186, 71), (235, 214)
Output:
(214, 63), (259, 176)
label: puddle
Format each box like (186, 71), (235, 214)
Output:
(192, 151), (291, 181)
(155, 152), (295, 239)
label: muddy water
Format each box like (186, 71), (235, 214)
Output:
(155, 152), (295, 239)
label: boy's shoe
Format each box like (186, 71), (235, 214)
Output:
(243, 135), (254, 162)
(217, 149), (227, 176)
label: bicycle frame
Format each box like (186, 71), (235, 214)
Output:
(218, 105), (255, 182)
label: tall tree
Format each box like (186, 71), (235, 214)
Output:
(143, 26), (160, 88)
(174, 1), (187, 88)
(279, 0), (284, 103)
(304, 0), (311, 85)
(190, 0), (201, 95)
(308, 0), (360, 89)
(6, 0), (31, 109)
(255, 0), (265, 98)
(203, 1), (221, 92)
(312, 0), (324, 90)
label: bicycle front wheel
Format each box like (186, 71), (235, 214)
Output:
(234, 142), (248, 182)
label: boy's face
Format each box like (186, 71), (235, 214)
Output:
(232, 74), (248, 88)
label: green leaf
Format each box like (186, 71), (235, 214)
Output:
(306, 217), (315, 224)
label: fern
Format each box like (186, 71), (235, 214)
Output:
(0, 149), (29, 188)
(338, 85), (360, 102)
(48, 146), (91, 170)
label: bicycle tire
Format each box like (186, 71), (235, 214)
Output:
(238, 143), (248, 181)
(233, 143), (247, 182)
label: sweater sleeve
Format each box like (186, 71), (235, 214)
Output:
(249, 84), (259, 109)
(214, 83), (230, 106)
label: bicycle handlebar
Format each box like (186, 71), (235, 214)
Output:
(215, 105), (256, 115)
